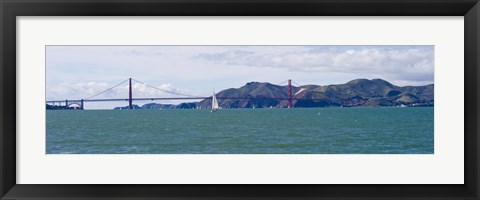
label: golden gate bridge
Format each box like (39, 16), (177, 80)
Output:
(46, 78), (329, 110)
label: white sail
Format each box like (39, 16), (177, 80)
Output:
(211, 90), (219, 112)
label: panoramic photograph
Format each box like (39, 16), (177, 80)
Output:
(46, 45), (434, 154)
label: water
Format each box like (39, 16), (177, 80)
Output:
(46, 107), (434, 154)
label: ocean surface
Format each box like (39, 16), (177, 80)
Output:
(46, 107), (434, 154)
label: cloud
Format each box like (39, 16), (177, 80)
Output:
(47, 81), (194, 100)
(113, 49), (163, 57)
(193, 50), (255, 61)
(193, 46), (434, 83)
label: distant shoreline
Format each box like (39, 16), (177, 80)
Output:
(47, 78), (433, 110)
(46, 104), (433, 111)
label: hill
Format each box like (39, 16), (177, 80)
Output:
(197, 79), (433, 108)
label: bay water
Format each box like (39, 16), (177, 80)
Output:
(46, 107), (433, 154)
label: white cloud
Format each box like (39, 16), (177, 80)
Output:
(193, 46), (434, 84)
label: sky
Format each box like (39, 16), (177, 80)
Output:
(46, 45), (434, 109)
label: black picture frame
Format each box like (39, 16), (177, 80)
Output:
(1, 0), (479, 199)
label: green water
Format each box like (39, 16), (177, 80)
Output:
(46, 107), (434, 154)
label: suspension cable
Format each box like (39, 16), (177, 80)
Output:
(277, 80), (288, 85)
(292, 80), (302, 86)
(132, 79), (198, 97)
(84, 79), (129, 100)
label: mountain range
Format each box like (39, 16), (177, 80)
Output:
(128, 78), (433, 109)
(194, 78), (433, 108)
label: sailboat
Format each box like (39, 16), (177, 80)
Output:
(211, 90), (219, 112)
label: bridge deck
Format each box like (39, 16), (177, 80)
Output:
(46, 97), (331, 103)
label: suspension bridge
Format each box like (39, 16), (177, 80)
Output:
(46, 78), (325, 110)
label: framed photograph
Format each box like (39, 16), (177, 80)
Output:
(1, 0), (479, 199)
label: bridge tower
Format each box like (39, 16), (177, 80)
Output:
(288, 79), (292, 108)
(129, 78), (133, 109)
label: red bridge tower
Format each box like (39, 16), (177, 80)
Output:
(288, 79), (292, 108)
(128, 78), (133, 109)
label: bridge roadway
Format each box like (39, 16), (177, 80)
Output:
(46, 97), (330, 104)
